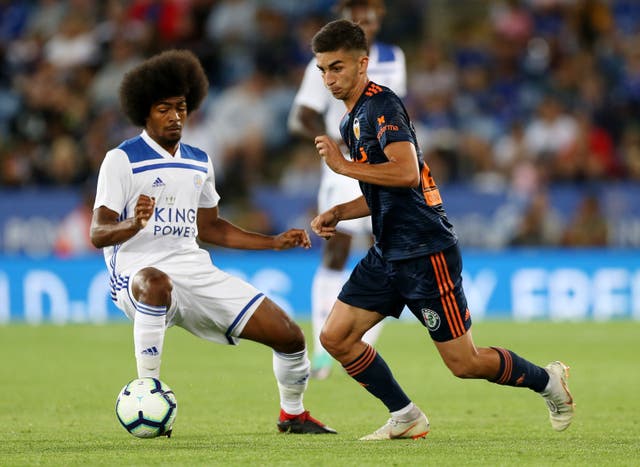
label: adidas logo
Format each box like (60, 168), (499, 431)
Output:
(141, 346), (159, 356)
(152, 177), (165, 187)
(294, 375), (309, 385)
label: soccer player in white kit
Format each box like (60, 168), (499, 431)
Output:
(90, 50), (335, 435)
(288, 0), (406, 379)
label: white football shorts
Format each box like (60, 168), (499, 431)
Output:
(318, 163), (372, 236)
(113, 260), (265, 345)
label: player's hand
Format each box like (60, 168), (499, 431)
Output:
(315, 135), (346, 174)
(273, 228), (311, 250)
(134, 194), (155, 229)
(310, 210), (338, 239)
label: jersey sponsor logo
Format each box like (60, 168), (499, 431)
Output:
(376, 122), (399, 140)
(152, 177), (165, 187)
(353, 117), (360, 140)
(422, 308), (440, 331)
(152, 224), (197, 237)
(152, 207), (197, 238)
(154, 207), (196, 223)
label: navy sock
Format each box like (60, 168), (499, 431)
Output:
(490, 347), (549, 392)
(343, 343), (411, 412)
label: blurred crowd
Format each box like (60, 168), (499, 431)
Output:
(2, 0), (640, 252)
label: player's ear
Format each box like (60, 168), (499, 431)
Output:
(358, 55), (369, 74)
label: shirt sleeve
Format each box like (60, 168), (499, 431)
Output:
(93, 149), (132, 215)
(198, 155), (221, 208)
(369, 93), (414, 149)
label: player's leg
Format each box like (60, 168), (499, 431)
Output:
(310, 230), (351, 379)
(420, 245), (574, 431)
(169, 266), (335, 434)
(433, 330), (574, 431)
(129, 267), (172, 378)
(320, 248), (429, 440)
(311, 169), (385, 379)
(240, 297), (336, 434)
(321, 299), (429, 440)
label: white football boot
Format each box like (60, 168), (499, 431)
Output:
(541, 361), (575, 431)
(360, 409), (429, 441)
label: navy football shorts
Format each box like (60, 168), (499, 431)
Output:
(338, 243), (472, 342)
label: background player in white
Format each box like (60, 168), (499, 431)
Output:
(288, 0), (406, 379)
(90, 50), (335, 435)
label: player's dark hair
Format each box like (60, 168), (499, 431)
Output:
(334, 0), (386, 16)
(311, 19), (368, 55)
(119, 49), (209, 127)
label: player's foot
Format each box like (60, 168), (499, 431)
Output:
(359, 409), (429, 440)
(277, 410), (337, 434)
(310, 352), (333, 380)
(541, 361), (575, 431)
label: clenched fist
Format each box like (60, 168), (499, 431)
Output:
(134, 194), (155, 229)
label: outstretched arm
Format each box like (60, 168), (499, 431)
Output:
(197, 206), (311, 250)
(90, 195), (155, 248)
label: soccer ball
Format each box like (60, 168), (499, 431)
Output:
(115, 377), (178, 438)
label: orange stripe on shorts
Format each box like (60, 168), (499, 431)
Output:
(437, 252), (466, 335)
(430, 254), (461, 338)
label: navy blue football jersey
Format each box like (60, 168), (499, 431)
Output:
(339, 81), (457, 260)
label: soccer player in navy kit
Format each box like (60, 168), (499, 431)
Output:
(289, 0), (407, 380)
(309, 20), (575, 440)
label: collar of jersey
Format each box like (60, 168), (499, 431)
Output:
(140, 130), (182, 159)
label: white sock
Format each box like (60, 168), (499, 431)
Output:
(273, 348), (310, 415)
(133, 303), (167, 378)
(311, 266), (348, 359)
(391, 402), (418, 422)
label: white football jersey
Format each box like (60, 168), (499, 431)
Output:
(293, 42), (407, 141)
(94, 131), (220, 278)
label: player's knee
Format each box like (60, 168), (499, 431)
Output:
(271, 330), (305, 354)
(278, 322), (305, 353)
(268, 302), (306, 353)
(319, 329), (347, 358)
(443, 356), (479, 379)
(131, 267), (173, 305)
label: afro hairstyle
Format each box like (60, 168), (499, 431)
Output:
(119, 49), (209, 127)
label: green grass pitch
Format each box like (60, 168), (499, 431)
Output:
(1, 320), (638, 466)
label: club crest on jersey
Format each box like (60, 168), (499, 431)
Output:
(193, 174), (203, 188)
(353, 118), (360, 140)
(422, 308), (440, 331)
